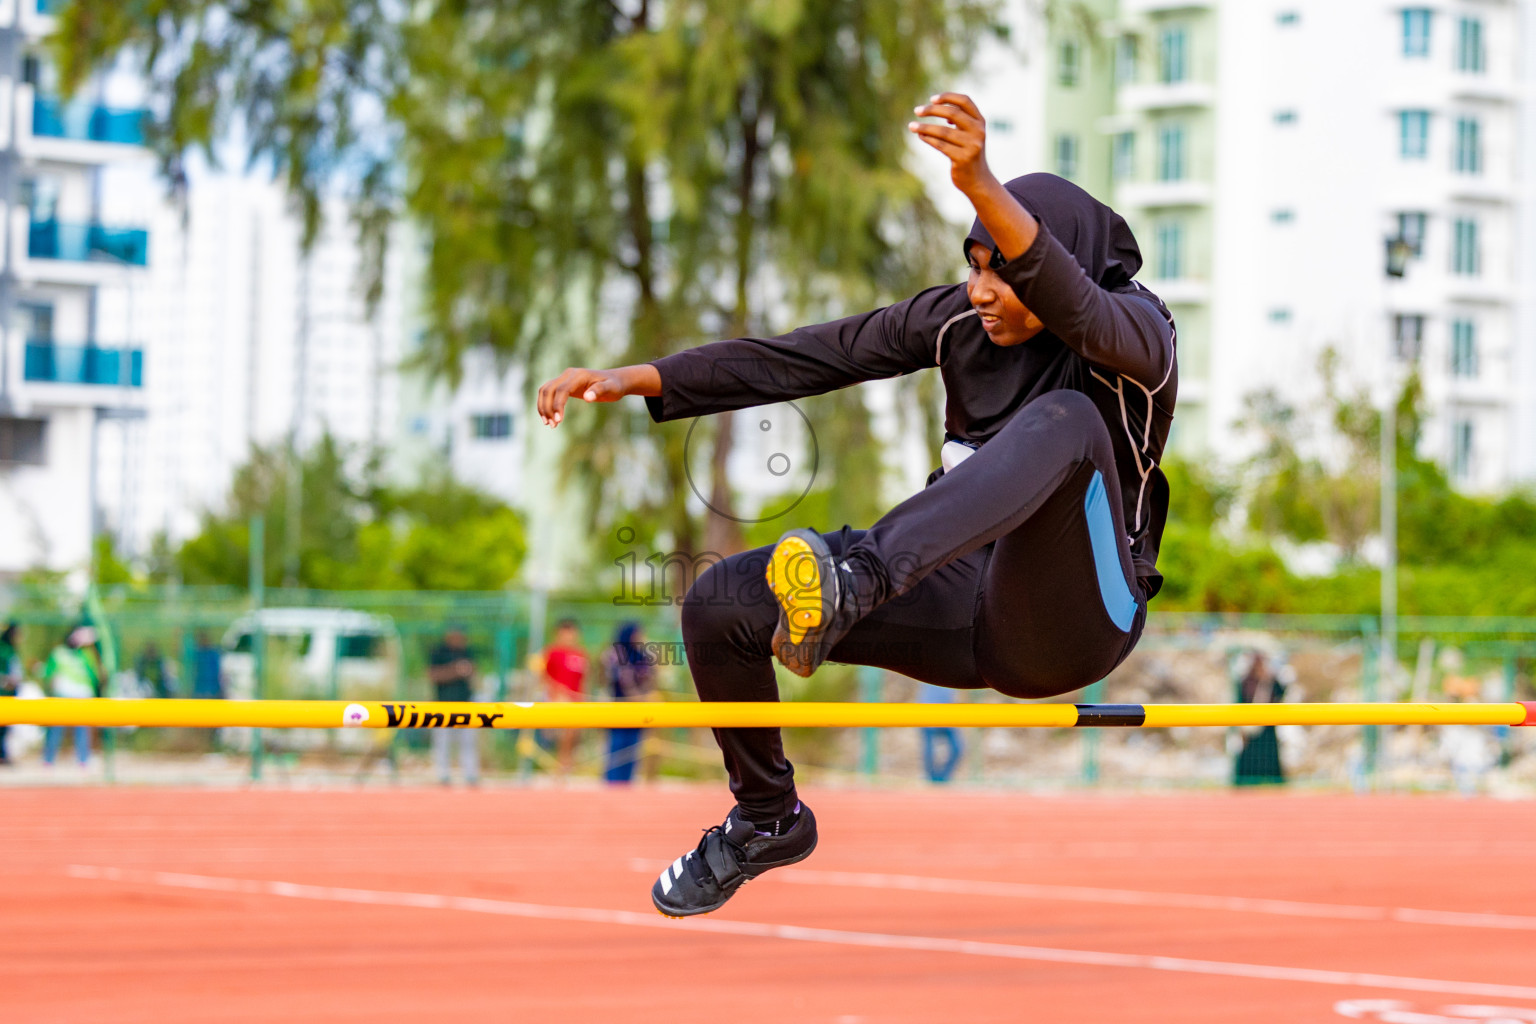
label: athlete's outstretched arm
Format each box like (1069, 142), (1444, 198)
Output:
(912, 93), (1173, 390)
(537, 364), (660, 427)
(639, 290), (959, 423)
(538, 286), (956, 427)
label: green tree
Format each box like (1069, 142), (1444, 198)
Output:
(1157, 359), (1536, 616)
(177, 436), (367, 587)
(175, 437), (526, 590)
(89, 533), (134, 584)
(365, 470), (529, 590)
(1238, 351), (1418, 561)
(59, 0), (1000, 564)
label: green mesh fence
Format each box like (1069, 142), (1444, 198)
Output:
(2, 582), (1532, 792)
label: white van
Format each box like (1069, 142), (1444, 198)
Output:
(221, 608), (399, 701)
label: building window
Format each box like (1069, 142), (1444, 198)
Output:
(1113, 132), (1136, 181)
(1393, 314), (1424, 360)
(1271, 208), (1295, 224)
(0, 417), (47, 465)
(1058, 40), (1081, 87)
(1453, 116), (1481, 175)
(1273, 109), (1298, 125)
(470, 412), (512, 440)
(1054, 133), (1079, 179)
(1154, 219), (1183, 279)
(17, 302), (54, 341)
(1456, 17), (1484, 73)
(1396, 211), (1427, 256)
(1451, 217), (1479, 276)
(1276, 11), (1299, 26)
(1451, 418), (1474, 480)
(1115, 35), (1138, 86)
(1398, 110), (1429, 160)
(1401, 8), (1431, 58)
(1159, 26), (1188, 84)
(1450, 318), (1478, 377)
(1268, 308), (1293, 324)
(1157, 122), (1186, 181)
(20, 175), (60, 221)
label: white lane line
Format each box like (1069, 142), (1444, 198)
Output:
(626, 861), (1536, 932)
(66, 865), (1536, 1002)
(778, 868), (1387, 921)
(1388, 908), (1536, 931)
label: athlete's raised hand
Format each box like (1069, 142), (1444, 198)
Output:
(536, 364), (661, 427)
(910, 91), (1038, 263)
(909, 93), (996, 197)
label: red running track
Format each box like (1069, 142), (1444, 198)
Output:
(2, 786), (1534, 1024)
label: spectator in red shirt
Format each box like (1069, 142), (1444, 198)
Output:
(541, 619), (589, 776)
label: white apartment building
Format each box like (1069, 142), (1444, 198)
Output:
(111, 170), (417, 552)
(392, 344), (526, 505)
(1009, 0), (1530, 491)
(2, 107), (527, 576)
(0, 0), (153, 578)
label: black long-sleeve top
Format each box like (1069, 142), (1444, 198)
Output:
(644, 222), (1178, 596)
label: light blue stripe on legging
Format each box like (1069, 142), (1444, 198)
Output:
(1084, 470), (1137, 632)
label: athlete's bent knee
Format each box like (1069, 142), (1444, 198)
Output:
(680, 560), (738, 637)
(679, 553), (773, 645)
(1031, 389), (1098, 425)
(1019, 390), (1113, 457)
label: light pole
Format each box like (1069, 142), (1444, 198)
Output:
(1380, 360), (1397, 693)
(1379, 234), (1413, 699)
(284, 252), (310, 589)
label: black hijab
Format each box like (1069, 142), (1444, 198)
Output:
(963, 173), (1141, 292)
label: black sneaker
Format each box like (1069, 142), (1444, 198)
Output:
(765, 529), (863, 678)
(651, 803), (818, 918)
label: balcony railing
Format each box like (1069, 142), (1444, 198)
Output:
(23, 342), (143, 387)
(28, 220), (148, 266)
(32, 95), (148, 146)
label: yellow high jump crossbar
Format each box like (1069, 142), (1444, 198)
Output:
(0, 698), (1532, 730)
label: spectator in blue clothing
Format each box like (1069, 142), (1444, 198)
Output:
(191, 631), (224, 751)
(603, 622), (657, 784)
(918, 682), (964, 783)
(192, 632), (224, 698)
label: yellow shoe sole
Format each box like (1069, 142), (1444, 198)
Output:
(766, 535), (824, 645)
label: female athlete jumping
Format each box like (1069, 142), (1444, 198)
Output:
(537, 93), (1177, 917)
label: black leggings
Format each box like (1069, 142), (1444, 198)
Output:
(680, 390), (1149, 820)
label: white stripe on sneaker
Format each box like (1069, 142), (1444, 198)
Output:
(658, 868), (673, 896)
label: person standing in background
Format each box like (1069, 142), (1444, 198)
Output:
(0, 622), (21, 766)
(42, 625), (102, 767)
(604, 622), (658, 784)
(191, 631), (224, 751)
(541, 619), (589, 777)
(427, 627), (481, 787)
(191, 632), (223, 698)
(917, 681), (964, 783)
(136, 641), (175, 699)
(1232, 650), (1287, 786)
